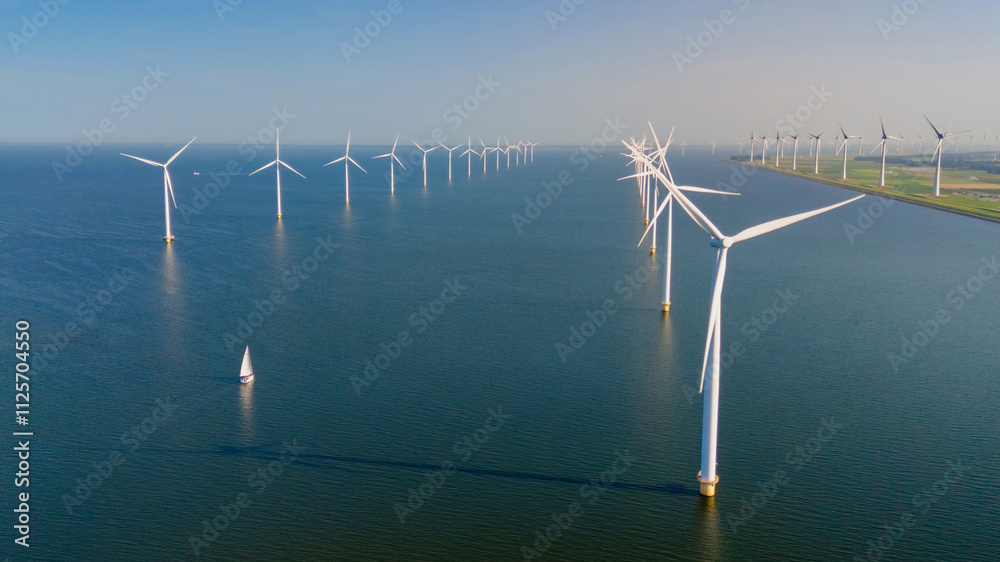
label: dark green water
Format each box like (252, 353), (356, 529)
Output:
(1, 144), (998, 560)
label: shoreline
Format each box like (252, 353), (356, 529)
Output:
(740, 161), (1000, 226)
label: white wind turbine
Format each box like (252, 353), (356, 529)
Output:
(710, 140), (717, 155)
(504, 138), (514, 168)
(809, 133), (824, 175)
(838, 124), (861, 180)
(749, 132), (756, 162)
(461, 136), (478, 177)
(480, 138), (490, 173)
(680, 141), (688, 156)
(438, 141), (463, 182)
(411, 141), (438, 187)
(631, 143), (863, 496)
(738, 140), (745, 156)
(324, 131), (366, 204)
(120, 137), (196, 243)
(789, 134), (800, 170)
(626, 125), (736, 313)
(759, 134), (768, 164)
(775, 136), (789, 167)
(249, 130), (306, 219)
(917, 134), (924, 155)
(494, 136), (502, 171)
(374, 135), (407, 195)
(870, 117), (901, 187)
(925, 116), (970, 197)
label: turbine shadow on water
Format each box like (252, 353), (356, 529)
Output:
(205, 446), (702, 496)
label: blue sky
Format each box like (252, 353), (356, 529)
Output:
(2, 0), (998, 145)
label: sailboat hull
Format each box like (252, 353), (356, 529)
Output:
(240, 373), (254, 384)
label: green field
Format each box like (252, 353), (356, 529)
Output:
(739, 153), (1000, 223)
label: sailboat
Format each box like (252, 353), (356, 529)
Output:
(240, 346), (255, 384)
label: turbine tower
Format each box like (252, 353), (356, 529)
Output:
(630, 145), (863, 496)
(120, 137), (196, 242)
(461, 136), (478, 177)
(373, 135), (406, 195)
(925, 116), (969, 197)
(411, 141), (438, 187)
(838, 124), (861, 180)
(438, 141), (463, 182)
(809, 133), (823, 175)
(870, 117), (901, 188)
(249, 130), (306, 219)
(324, 131), (366, 204)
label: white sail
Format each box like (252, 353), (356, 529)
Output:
(240, 346), (254, 382)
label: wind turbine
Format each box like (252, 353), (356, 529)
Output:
(374, 135), (406, 195)
(438, 141), (463, 182)
(120, 137), (195, 242)
(870, 118), (901, 188)
(324, 131), (366, 204)
(738, 140), (744, 156)
(710, 140), (717, 156)
(480, 138), (490, 173)
(411, 141), (438, 187)
(809, 133), (823, 175)
(749, 131), (756, 162)
(631, 143), (863, 496)
(249, 129), (305, 219)
(504, 138), (515, 168)
(968, 135), (975, 153)
(838, 124), (861, 180)
(759, 134), (767, 164)
(680, 141), (687, 156)
(461, 136), (478, 177)
(917, 135), (924, 155)
(625, 125), (736, 313)
(775, 136), (789, 167)
(789, 134), (800, 170)
(495, 136), (502, 171)
(925, 116), (969, 197)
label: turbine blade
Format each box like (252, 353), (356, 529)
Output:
(729, 195), (865, 244)
(677, 185), (740, 196)
(325, 156), (347, 166)
(637, 193), (672, 246)
(249, 160), (277, 175)
(924, 115), (943, 138)
(280, 160), (306, 179)
(347, 156), (366, 172)
(121, 153), (163, 167)
(166, 137), (197, 166)
(699, 248), (729, 392)
(629, 144), (725, 240)
(165, 169), (178, 208)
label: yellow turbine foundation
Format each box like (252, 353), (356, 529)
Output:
(698, 472), (719, 497)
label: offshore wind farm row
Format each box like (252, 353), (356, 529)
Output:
(121, 133), (539, 242)
(621, 124), (863, 496)
(723, 116), (1000, 223)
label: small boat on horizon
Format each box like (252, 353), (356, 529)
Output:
(240, 346), (255, 384)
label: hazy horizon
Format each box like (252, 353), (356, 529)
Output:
(3, 0), (997, 146)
